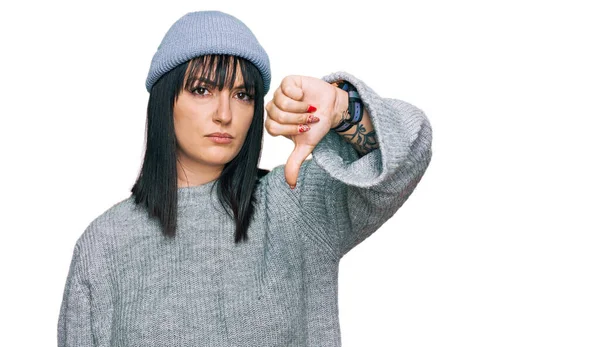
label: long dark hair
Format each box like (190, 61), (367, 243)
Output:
(131, 54), (269, 243)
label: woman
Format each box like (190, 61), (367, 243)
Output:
(57, 10), (433, 347)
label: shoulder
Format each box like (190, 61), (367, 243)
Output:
(74, 195), (150, 250)
(254, 158), (336, 209)
(66, 195), (149, 278)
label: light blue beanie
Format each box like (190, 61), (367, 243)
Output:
(145, 11), (271, 95)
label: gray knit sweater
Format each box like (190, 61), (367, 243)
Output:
(57, 71), (433, 347)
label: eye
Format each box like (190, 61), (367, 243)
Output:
(235, 92), (254, 103)
(191, 86), (210, 96)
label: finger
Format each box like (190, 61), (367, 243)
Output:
(265, 99), (274, 114)
(281, 75), (304, 101)
(267, 106), (319, 125)
(285, 144), (315, 189)
(274, 85), (316, 114)
(265, 117), (312, 137)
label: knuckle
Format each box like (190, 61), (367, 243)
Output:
(265, 120), (279, 136)
(267, 108), (279, 122)
(264, 122), (274, 136)
(275, 90), (288, 108)
(281, 98), (292, 111)
(282, 84), (293, 96)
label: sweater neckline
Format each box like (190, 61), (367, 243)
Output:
(176, 179), (219, 205)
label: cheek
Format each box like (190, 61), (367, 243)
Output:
(235, 110), (255, 143)
(173, 105), (206, 149)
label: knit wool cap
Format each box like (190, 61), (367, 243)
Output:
(145, 11), (271, 95)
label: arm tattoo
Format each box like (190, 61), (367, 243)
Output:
(341, 123), (379, 156)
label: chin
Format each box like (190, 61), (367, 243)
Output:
(204, 154), (237, 166)
(193, 145), (242, 165)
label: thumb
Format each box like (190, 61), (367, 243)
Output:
(284, 143), (314, 189)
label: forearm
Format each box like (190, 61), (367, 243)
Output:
(331, 86), (380, 157)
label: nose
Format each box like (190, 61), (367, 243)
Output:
(213, 90), (233, 125)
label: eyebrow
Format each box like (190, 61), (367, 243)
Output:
(192, 77), (246, 90)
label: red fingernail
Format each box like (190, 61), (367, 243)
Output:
(307, 114), (320, 123)
(307, 105), (317, 113)
(290, 184), (296, 190)
(299, 124), (310, 133)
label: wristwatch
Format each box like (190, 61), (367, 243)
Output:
(332, 80), (363, 132)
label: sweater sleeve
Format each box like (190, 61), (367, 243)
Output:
(57, 241), (94, 346)
(296, 71), (433, 259)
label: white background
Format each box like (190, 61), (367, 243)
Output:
(1, 0), (599, 346)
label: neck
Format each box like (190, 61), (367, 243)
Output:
(176, 154), (224, 188)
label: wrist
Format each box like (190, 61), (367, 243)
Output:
(330, 80), (363, 132)
(331, 85), (349, 129)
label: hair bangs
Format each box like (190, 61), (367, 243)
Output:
(183, 55), (260, 98)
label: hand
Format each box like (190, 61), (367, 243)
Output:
(265, 75), (341, 188)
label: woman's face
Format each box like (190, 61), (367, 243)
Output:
(173, 63), (255, 174)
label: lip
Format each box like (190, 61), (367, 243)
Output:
(206, 132), (233, 138)
(206, 132), (233, 144)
